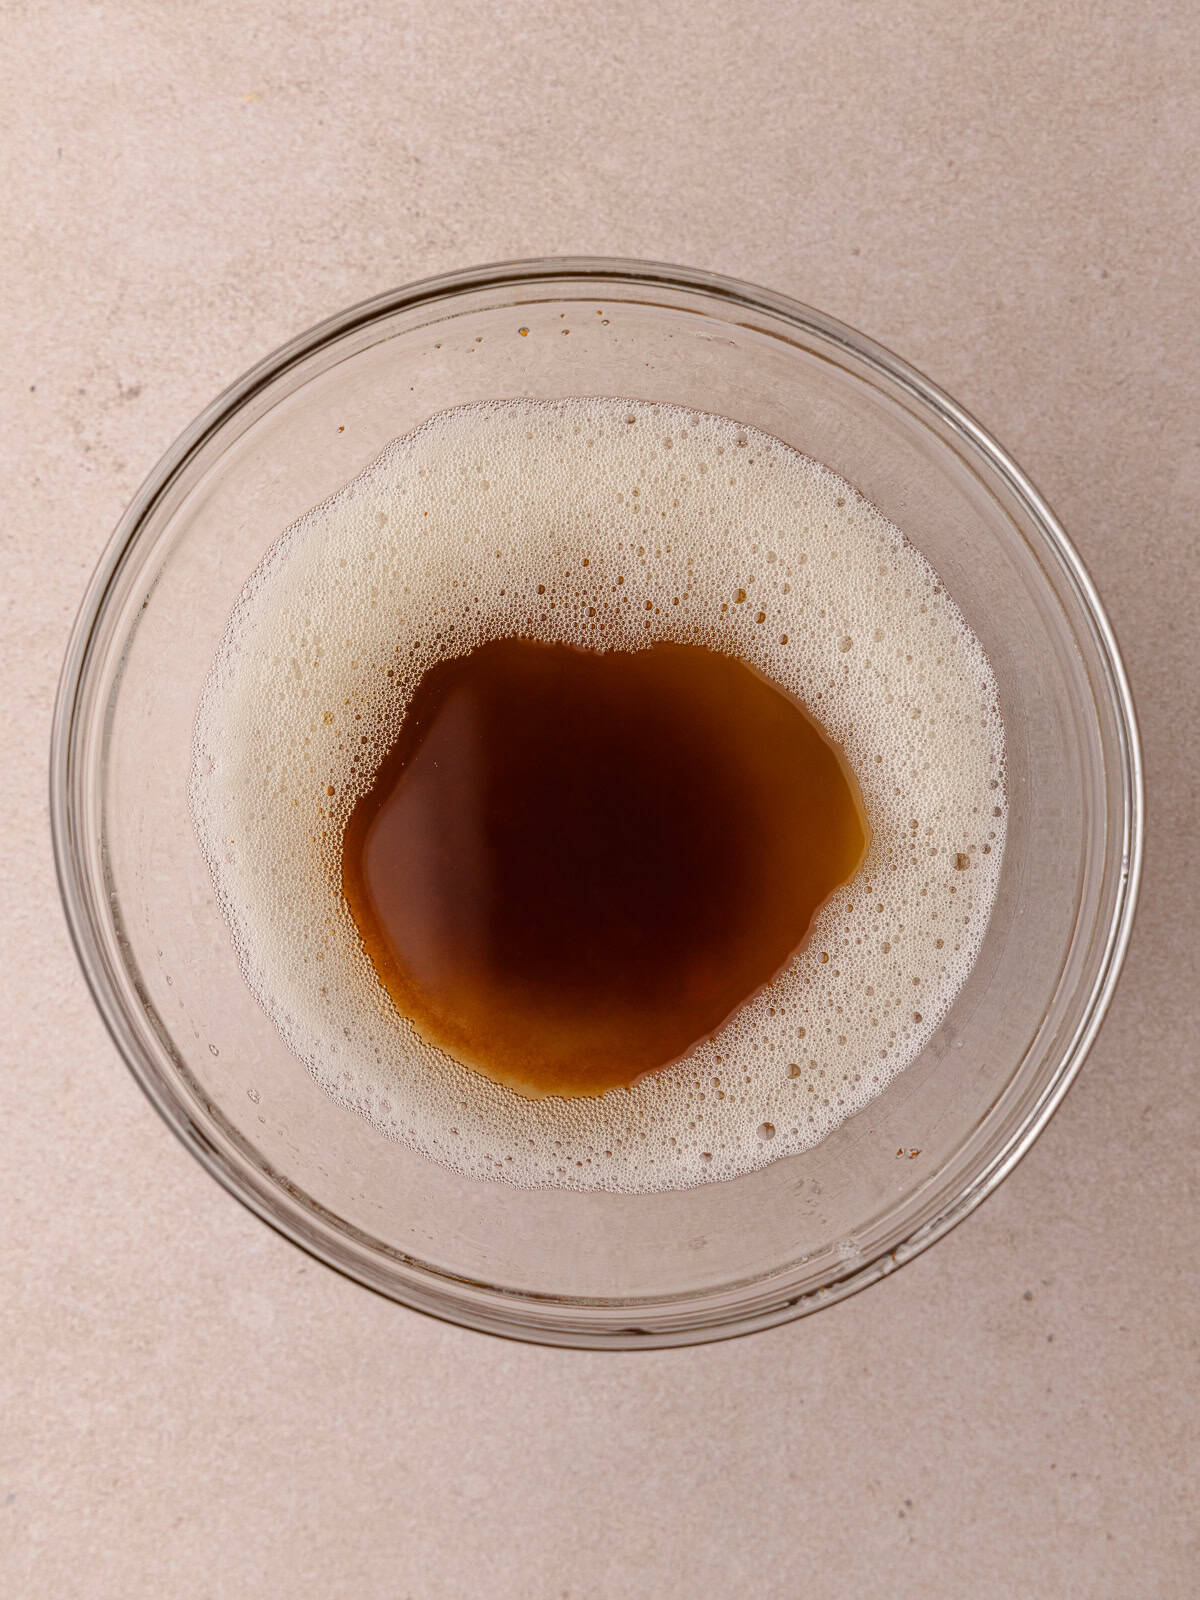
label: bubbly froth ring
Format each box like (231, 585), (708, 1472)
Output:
(190, 398), (1006, 1192)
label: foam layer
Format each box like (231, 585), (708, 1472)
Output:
(190, 398), (1006, 1192)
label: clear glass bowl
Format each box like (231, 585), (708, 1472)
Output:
(51, 258), (1143, 1347)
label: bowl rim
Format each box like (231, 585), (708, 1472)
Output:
(50, 255), (1144, 1348)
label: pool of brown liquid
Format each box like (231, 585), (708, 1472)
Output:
(341, 638), (869, 1098)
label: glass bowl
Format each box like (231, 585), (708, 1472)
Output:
(51, 258), (1142, 1348)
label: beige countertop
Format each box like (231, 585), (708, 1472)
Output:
(3, 3), (1197, 1595)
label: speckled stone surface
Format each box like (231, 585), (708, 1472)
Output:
(3, 4), (1196, 1595)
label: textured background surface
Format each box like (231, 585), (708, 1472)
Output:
(3, 3), (1197, 1595)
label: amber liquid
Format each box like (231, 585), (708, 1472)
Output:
(342, 639), (869, 1099)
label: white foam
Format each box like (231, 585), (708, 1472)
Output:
(190, 398), (1006, 1192)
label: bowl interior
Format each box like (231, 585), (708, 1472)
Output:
(55, 262), (1139, 1345)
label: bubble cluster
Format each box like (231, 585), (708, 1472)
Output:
(190, 398), (1006, 1192)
